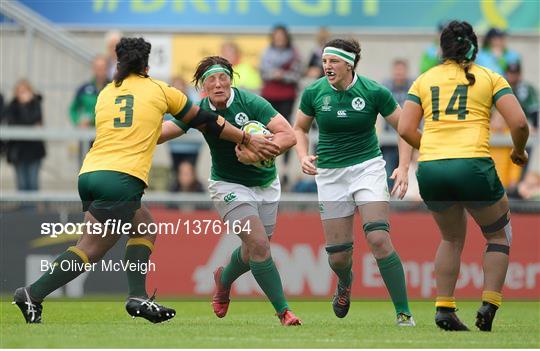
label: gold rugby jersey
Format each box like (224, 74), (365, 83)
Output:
(407, 62), (512, 162)
(80, 74), (192, 184)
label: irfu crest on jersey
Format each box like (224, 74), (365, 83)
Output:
(234, 112), (249, 126)
(352, 97), (365, 111)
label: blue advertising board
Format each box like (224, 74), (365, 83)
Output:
(14, 0), (540, 32)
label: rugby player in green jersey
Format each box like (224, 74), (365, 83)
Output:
(293, 38), (415, 326)
(13, 38), (279, 325)
(160, 56), (301, 326)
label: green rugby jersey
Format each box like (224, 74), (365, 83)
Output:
(198, 88), (278, 187)
(300, 74), (398, 168)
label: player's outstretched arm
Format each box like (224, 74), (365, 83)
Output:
(180, 104), (280, 160)
(495, 94), (530, 166)
(158, 120), (185, 144)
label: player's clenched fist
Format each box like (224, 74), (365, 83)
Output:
(245, 134), (279, 160)
(235, 144), (261, 165)
(510, 149), (528, 166)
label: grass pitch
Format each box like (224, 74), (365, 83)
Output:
(1, 298), (539, 348)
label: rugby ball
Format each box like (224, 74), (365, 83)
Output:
(241, 120), (275, 168)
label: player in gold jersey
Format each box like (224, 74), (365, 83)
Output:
(13, 38), (279, 324)
(398, 21), (529, 331)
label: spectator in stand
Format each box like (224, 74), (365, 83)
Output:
(170, 160), (204, 193)
(4, 79), (46, 191)
(382, 59), (413, 190)
(476, 28), (520, 75)
(104, 30), (122, 80)
(383, 59), (413, 107)
(70, 55), (110, 128)
(260, 24), (302, 182)
(70, 55), (110, 165)
(221, 41), (262, 93)
(505, 62), (538, 130)
(305, 27), (331, 79)
(419, 22), (446, 73)
(260, 24), (302, 126)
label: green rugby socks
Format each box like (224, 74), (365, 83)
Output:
(29, 246), (88, 301)
(330, 259), (353, 287)
(376, 251), (411, 315)
(250, 257), (289, 313)
(124, 238), (154, 298)
(221, 246), (251, 288)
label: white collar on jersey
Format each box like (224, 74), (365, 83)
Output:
(208, 88), (235, 111)
(328, 72), (358, 91)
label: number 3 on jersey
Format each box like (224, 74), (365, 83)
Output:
(430, 85), (469, 121)
(114, 95), (134, 128)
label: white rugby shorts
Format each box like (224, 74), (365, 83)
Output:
(315, 156), (389, 220)
(208, 178), (280, 227)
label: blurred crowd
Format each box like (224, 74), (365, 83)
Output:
(1, 25), (538, 200)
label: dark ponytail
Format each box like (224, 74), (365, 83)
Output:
(113, 37), (151, 87)
(440, 20), (479, 86)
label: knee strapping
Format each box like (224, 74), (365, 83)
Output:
(486, 243), (510, 255)
(326, 242), (353, 254)
(481, 211), (512, 244)
(363, 221), (390, 235)
(480, 211), (510, 234)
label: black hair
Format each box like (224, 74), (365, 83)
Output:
(323, 38), (361, 69)
(482, 27), (506, 49)
(113, 37), (151, 87)
(192, 56), (235, 89)
(506, 62), (521, 74)
(393, 58), (408, 67)
(440, 20), (479, 86)
(271, 24), (292, 49)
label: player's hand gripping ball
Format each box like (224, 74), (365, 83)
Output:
(240, 120), (275, 168)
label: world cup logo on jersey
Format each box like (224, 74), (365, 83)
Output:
(352, 97), (365, 111)
(322, 95), (332, 111)
(234, 112), (249, 126)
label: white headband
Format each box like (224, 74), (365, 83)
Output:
(322, 47), (356, 66)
